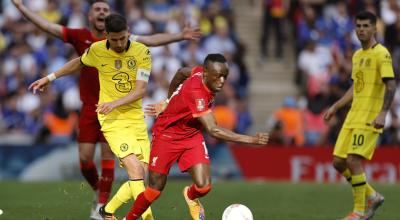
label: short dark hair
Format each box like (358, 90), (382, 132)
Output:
(355, 11), (377, 25)
(105, 13), (127, 33)
(203, 53), (227, 68)
(90, 0), (108, 6)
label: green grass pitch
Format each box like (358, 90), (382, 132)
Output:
(0, 180), (399, 220)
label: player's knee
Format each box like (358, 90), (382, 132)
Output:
(332, 158), (346, 171)
(346, 155), (362, 169)
(143, 187), (161, 202)
(195, 184), (212, 197)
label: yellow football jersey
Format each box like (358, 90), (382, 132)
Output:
(81, 39), (151, 131)
(343, 44), (394, 132)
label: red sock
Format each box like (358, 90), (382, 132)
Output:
(126, 187), (161, 220)
(98, 159), (115, 204)
(187, 184), (211, 200)
(80, 161), (98, 191)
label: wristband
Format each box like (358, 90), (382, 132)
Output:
(47, 73), (57, 82)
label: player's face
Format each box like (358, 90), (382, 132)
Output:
(89, 2), (110, 32)
(204, 62), (229, 93)
(106, 30), (130, 53)
(355, 19), (376, 43)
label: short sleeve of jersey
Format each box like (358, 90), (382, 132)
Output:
(135, 45), (152, 81)
(62, 27), (79, 44)
(80, 45), (97, 68)
(137, 46), (152, 71)
(191, 66), (204, 76)
(183, 89), (211, 118)
(378, 49), (395, 79)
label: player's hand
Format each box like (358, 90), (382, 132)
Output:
(144, 100), (168, 117)
(28, 77), (49, 94)
(181, 23), (202, 41)
(371, 112), (386, 129)
(96, 102), (117, 115)
(252, 132), (269, 145)
(323, 106), (336, 123)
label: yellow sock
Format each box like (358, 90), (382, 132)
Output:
(129, 180), (154, 220)
(365, 183), (376, 198)
(342, 169), (352, 182)
(351, 173), (367, 214)
(105, 181), (132, 213)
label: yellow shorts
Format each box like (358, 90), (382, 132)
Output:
(102, 123), (150, 164)
(333, 128), (379, 160)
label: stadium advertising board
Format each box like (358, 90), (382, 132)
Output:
(231, 145), (400, 183)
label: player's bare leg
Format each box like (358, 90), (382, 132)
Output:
(124, 171), (166, 220)
(183, 163), (211, 220)
(102, 154), (154, 220)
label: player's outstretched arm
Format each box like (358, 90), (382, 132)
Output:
(144, 100), (168, 117)
(12, 0), (63, 38)
(135, 23), (201, 47)
(168, 67), (192, 97)
(96, 80), (148, 115)
(324, 85), (354, 122)
(198, 112), (269, 145)
(28, 57), (83, 94)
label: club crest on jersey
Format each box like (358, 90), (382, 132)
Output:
(115, 59), (122, 69)
(120, 143), (128, 152)
(127, 58), (136, 69)
(196, 99), (205, 111)
(151, 156), (158, 167)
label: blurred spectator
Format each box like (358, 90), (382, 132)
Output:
(259, 0), (288, 60)
(267, 96), (304, 146)
(297, 40), (332, 96)
(235, 97), (252, 134)
(203, 15), (236, 54)
(304, 92), (330, 146)
(43, 94), (78, 145)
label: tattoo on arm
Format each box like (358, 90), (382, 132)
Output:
(382, 79), (396, 111)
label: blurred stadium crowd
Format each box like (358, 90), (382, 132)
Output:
(267, 0), (400, 147)
(0, 0), (252, 145)
(2, 0), (400, 148)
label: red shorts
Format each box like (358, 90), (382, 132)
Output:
(77, 104), (107, 143)
(148, 135), (210, 174)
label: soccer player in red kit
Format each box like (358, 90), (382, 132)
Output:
(12, 0), (201, 219)
(122, 54), (269, 220)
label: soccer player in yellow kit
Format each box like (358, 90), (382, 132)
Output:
(29, 13), (154, 220)
(324, 11), (396, 220)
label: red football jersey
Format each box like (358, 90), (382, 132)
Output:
(152, 67), (214, 140)
(62, 27), (105, 105)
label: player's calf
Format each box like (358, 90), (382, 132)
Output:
(187, 184), (211, 200)
(125, 187), (161, 220)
